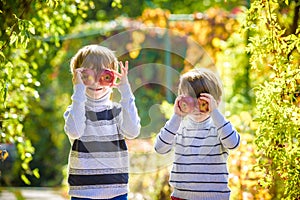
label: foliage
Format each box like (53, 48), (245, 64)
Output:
(215, 23), (253, 113)
(83, 0), (248, 22)
(138, 7), (241, 65)
(245, 0), (300, 199)
(0, 0), (93, 185)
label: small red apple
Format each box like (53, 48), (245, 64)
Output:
(99, 69), (115, 86)
(198, 99), (209, 112)
(178, 96), (195, 113)
(81, 69), (96, 85)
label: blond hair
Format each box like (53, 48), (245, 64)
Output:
(178, 68), (223, 101)
(70, 45), (118, 78)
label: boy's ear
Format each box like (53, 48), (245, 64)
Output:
(217, 97), (222, 105)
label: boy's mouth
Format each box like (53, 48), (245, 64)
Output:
(191, 111), (206, 116)
(88, 87), (104, 91)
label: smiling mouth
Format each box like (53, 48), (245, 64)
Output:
(192, 111), (205, 116)
(88, 87), (104, 91)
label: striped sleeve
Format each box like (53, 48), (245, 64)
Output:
(210, 109), (240, 150)
(154, 114), (182, 154)
(64, 84), (87, 139)
(117, 82), (141, 139)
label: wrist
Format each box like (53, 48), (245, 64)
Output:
(165, 114), (182, 133)
(210, 109), (226, 127)
(117, 82), (133, 99)
(72, 83), (86, 102)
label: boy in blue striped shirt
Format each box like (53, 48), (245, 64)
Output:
(64, 45), (141, 200)
(155, 68), (240, 200)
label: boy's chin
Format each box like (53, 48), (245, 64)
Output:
(86, 89), (110, 99)
(189, 112), (209, 121)
(191, 111), (207, 116)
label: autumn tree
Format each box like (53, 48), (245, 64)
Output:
(246, 0), (300, 199)
(0, 0), (93, 185)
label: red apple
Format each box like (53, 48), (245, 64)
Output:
(198, 99), (209, 112)
(99, 69), (115, 86)
(178, 96), (195, 113)
(81, 69), (96, 85)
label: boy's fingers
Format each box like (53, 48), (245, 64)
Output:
(119, 61), (128, 72)
(114, 72), (123, 78)
(124, 61), (129, 71)
(119, 61), (125, 70)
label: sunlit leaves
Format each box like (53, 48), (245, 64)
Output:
(139, 8), (170, 27)
(6, 14), (36, 49)
(0, 0), (93, 185)
(138, 7), (240, 68)
(111, 0), (122, 9)
(246, 0), (300, 198)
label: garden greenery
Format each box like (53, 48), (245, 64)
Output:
(0, 0), (93, 184)
(245, 0), (300, 199)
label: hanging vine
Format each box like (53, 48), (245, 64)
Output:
(246, 0), (300, 199)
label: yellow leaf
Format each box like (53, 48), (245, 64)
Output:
(129, 50), (140, 59)
(33, 168), (40, 178)
(21, 174), (31, 185)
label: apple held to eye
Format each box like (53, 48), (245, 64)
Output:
(178, 96), (195, 113)
(99, 69), (115, 86)
(178, 96), (209, 113)
(81, 69), (96, 85)
(80, 69), (117, 86)
(198, 99), (209, 112)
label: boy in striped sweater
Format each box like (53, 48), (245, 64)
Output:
(154, 68), (240, 200)
(64, 45), (141, 200)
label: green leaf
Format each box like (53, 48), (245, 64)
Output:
(28, 21), (35, 34)
(21, 174), (31, 185)
(21, 163), (29, 170)
(9, 32), (18, 46)
(0, 51), (4, 60)
(33, 168), (40, 178)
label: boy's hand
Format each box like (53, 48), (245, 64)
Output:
(198, 93), (218, 113)
(116, 61), (129, 86)
(73, 68), (85, 85)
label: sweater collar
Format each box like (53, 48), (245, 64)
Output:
(86, 89), (112, 108)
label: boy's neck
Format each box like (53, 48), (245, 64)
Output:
(86, 90), (111, 104)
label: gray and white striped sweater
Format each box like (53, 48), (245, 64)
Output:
(64, 83), (140, 199)
(154, 110), (240, 200)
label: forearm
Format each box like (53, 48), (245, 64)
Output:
(118, 83), (141, 139)
(211, 109), (240, 150)
(64, 84), (87, 139)
(154, 114), (182, 154)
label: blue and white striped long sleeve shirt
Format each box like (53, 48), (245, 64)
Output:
(154, 109), (240, 200)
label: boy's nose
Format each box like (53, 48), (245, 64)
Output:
(94, 80), (101, 86)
